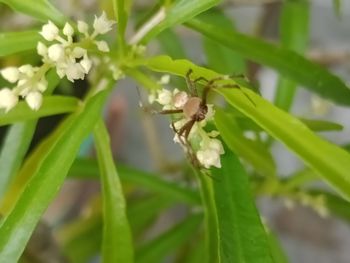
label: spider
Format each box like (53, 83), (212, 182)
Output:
(156, 69), (255, 168)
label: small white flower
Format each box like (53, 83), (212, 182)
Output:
(25, 91), (42, 110)
(37, 42), (48, 57)
(18, 65), (36, 77)
(156, 89), (172, 105)
(37, 77), (48, 92)
(1, 67), (19, 83)
(80, 56), (92, 74)
(47, 44), (65, 62)
(196, 148), (222, 169)
(40, 20), (59, 41)
(95, 40), (110, 52)
(0, 88), (18, 112)
(72, 47), (86, 58)
(63, 22), (74, 37)
(65, 63), (85, 82)
(77, 21), (89, 35)
(158, 74), (170, 85)
(93, 12), (115, 35)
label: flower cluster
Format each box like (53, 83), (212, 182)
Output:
(0, 12), (115, 112)
(149, 82), (225, 169)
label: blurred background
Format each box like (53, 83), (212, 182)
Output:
(1, 0), (350, 262)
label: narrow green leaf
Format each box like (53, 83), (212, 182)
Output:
(215, 108), (276, 177)
(333, 0), (342, 17)
(128, 195), (172, 235)
(194, 171), (219, 263)
(0, 0), (65, 25)
(186, 18), (350, 106)
(221, 88), (350, 200)
(0, 96), (80, 126)
(274, 0), (310, 111)
(136, 215), (202, 263)
(0, 70), (60, 202)
(157, 29), (186, 59)
(0, 121), (36, 198)
(298, 118), (343, 132)
(93, 120), (133, 263)
(266, 229), (289, 263)
(68, 158), (201, 205)
(112, 0), (130, 54)
(135, 0), (220, 44)
(202, 9), (246, 74)
(212, 150), (274, 263)
(0, 87), (111, 262)
(0, 31), (40, 57)
(145, 56), (350, 200)
(59, 208), (103, 263)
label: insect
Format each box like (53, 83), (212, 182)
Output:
(155, 69), (255, 168)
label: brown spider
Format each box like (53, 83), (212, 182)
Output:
(156, 69), (255, 167)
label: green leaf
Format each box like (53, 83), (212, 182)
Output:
(134, 0), (220, 44)
(93, 120), (133, 263)
(59, 206), (103, 263)
(215, 108), (276, 177)
(157, 29), (186, 59)
(0, 31), (41, 57)
(0, 121), (36, 198)
(0, 96), (80, 126)
(128, 195), (172, 235)
(112, 0), (130, 54)
(0, 86), (111, 262)
(136, 215), (201, 263)
(220, 88), (350, 200)
(212, 150), (274, 263)
(274, 0), (310, 111)
(0, 70), (60, 202)
(186, 18), (350, 106)
(0, 0), (65, 25)
(333, 0), (342, 17)
(145, 55), (350, 200)
(298, 118), (343, 132)
(194, 171), (219, 263)
(202, 9), (246, 74)
(68, 158), (200, 205)
(266, 229), (289, 263)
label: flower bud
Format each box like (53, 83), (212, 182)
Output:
(1, 67), (19, 83)
(40, 21), (59, 41)
(95, 40), (110, 52)
(48, 44), (65, 62)
(63, 22), (74, 37)
(0, 88), (18, 112)
(25, 91), (42, 111)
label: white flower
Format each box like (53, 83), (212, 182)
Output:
(95, 40), (110, 52)
(77, 20), (89, 35)
(1, 67), (19, 83)
(196, 148), (222, 169)
(25, 91), (42, 110)
(63, 23), (74, 37)
(65, 63), (85, 82)
(47, 44), (65, 62)
(158, 74), (170, 85)
(196, 138), (224, 169)
(18, 65), (36, 77)
(156, 89), (172, 105)
(37, 42), (48, 57)
(80, 55), (92, 74)
(40, 21), (59, 41)
(37, 77), (48, 92)
(93, 12), (115, 35)
(72, 47), (86, 58)
(0, 88), (18, 112)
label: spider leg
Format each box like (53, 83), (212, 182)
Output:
(156, 109), (183, 115)
(214, 84), (256, 107)
(185, 69), (198, 97)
